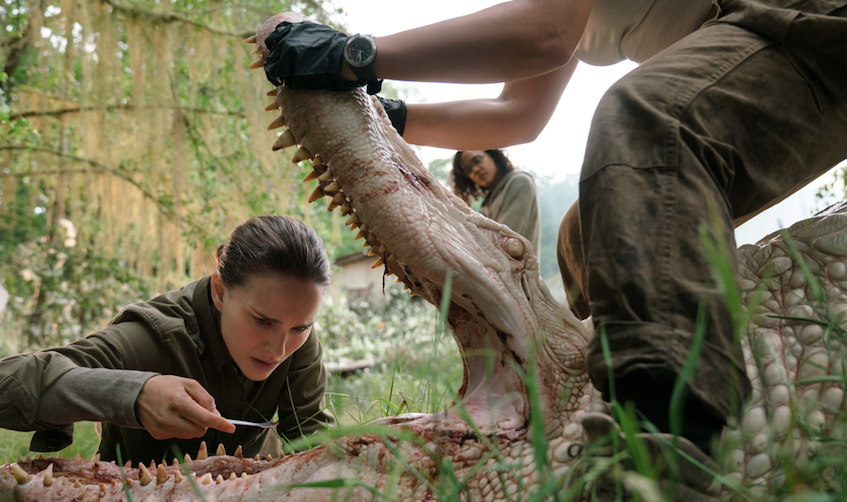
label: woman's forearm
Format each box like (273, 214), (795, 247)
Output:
(402, 59), (578, 149)
(371, 0), (593, 84)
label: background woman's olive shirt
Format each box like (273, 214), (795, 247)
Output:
(0, 275), (329, 463)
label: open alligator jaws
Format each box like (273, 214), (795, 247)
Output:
(1, 12), (845, 501)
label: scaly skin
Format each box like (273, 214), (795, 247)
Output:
(1, 13), (844, 500)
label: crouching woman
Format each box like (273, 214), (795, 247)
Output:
(0, 215), (332, 464)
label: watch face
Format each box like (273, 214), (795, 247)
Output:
(345, 36), (375, 67)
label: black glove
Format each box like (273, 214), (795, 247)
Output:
(264, 21), (364, 92)
(377, 96), (407, 136)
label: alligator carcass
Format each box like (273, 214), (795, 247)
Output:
(1, 13), (845, 501)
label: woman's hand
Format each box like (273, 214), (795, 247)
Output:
(135, 375), (236, 440)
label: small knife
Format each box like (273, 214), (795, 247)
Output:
(227, 419), (279, 429)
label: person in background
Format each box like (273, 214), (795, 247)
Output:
(452, 149), (541, 252)
(0, 215), (332, 464)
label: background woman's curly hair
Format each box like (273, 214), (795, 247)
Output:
(450, 149), (516, 204)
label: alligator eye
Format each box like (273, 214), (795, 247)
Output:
(553, 441), (584, 463)
(505, 238), (524, 259)
(568, 443), (584, 459)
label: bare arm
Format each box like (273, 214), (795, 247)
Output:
(368, 0), (593, 84)
(402, 59), (578, 149)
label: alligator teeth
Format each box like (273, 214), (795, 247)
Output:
(388, 253), (397, 261)
(197, 441), (208, 460)
(327, 200), (340, 211)
(372, 258), (384, 268)
(74, 480), (81, 488)
(174, 469), (184, 484)
(248, 58), (264, 69)
(251, 48), (261, 55)
(332, 193), (346, 204)
(308, 186), (326, 203)
(367, 248), (376, 256)
(379, 244), (387, 254)
(266, 89), (276, 97)
(149, 460), (156, 470)
(266, 454), (273, 461)
(359, 223), (369, 232)
(292, 146), (311, 163)
(125, 477), (133, 487)
(265, 102), (278, 111)
(216, 443), (226, 456)
(139, 463), (153, 486)
(346, 213), (359, 226)
(184, 453), (192, 463)
(313, 155), (324, 167)
(172, 458), (179, 466)
(241, 472), (248, 478)
(42, 463), (53, 486)
(229, 472), (237, 480)
(272, 130), (296, 151)
(303, 171), (319, 182)
(124, 460), (132, 468)
(216, 474), (223, 484)
(156, 464), (168, 485)
(92, 454), (100, 462)
(318, 171), (333, 182)
(244, 35), (257, 44)
(324, 182), (340, 193)
(234, 445), (243, 458)
(200, 473), (213, 485)
(11, 464), (30, 485)
(254, 454), (261, 461)
(355, 230), (367, 241)
(341, 203), (353, 216)
(267, 115), (286, 130)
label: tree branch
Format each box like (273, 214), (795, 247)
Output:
(9, 103), (247, 120)
(0, 146), (205, 235)
(101, 0), (256, 38)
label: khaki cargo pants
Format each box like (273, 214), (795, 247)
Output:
(558, 0), (847, 433)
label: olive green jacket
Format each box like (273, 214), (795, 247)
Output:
(481, 170), (541, 253)
(0, 276), (329, 463)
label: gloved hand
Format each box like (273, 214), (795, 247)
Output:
(377, 96), (407, 136)
(263, 21), (363, 92)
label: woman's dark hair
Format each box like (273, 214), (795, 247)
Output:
(215, 215), (331, 288)
(450, 149), (516, 204)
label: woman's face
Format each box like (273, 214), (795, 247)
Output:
(211, 271), (325, 381)
(460, 150), (502, 189)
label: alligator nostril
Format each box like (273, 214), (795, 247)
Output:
(505, 238), (524, 259)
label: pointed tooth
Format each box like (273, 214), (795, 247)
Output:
(312, 155), (324, 167)
(388, 253), (397, 261)
(318, 171), (333, 182)
(229, 472), (237, 480)
(267, 115), (286, 130)
(244, 35), (257, 44)
(124, 460), (132, 468)
(61, 477), (68, 486)
(139, 464), (153, 486)
(272, 130), (296, 151)
(200, 473), (213, 485)
(266, 454), (273, 461)
(372, 258), (385, 269)
(341, 203), (353, 216)
(74, 480), (81, 488)
(332, 193), (346, 204)
(266, 89), (277, 97)
(355, 230), (367, 241)
(172, 458), (179, 466)
(234, 445), (243, 458)
(265, 102), (278, 111)
(280, 450), (285, 457)
(368, 248), (376, 256)
(12, 464), (30, 485)
(197, 441), (208, 460)
(254, 454), (261, 461)
(403, 284), (410, 291)
(124, 477), (133, 487)
(216, 474), (223, 484)
(379, 244), (387, 254)
(396, 277), (403, 284)
(324, 182), (340, 193)
(251, 48), (261, 54)
(149, 460), (156, 470)
(216, 443), (226, 456)
(345, 213), (359, 226)
(184, 453), (192, 463)
(92, 453), (100, 462)
(308, 186), (326, 203)
(156, 464), (168, 484)
(327, 200), (340, 211)
(359, 224), (369, 233)
(174, 469), (184, 484)
(248, 57), (264, 69)
(41, 463), (53, 486)
(241, 472), (248, 478)
(292, 146), (311, 163)
(303, 171), (319, 182)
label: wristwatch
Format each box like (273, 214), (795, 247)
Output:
(343, 34), (382, 94)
